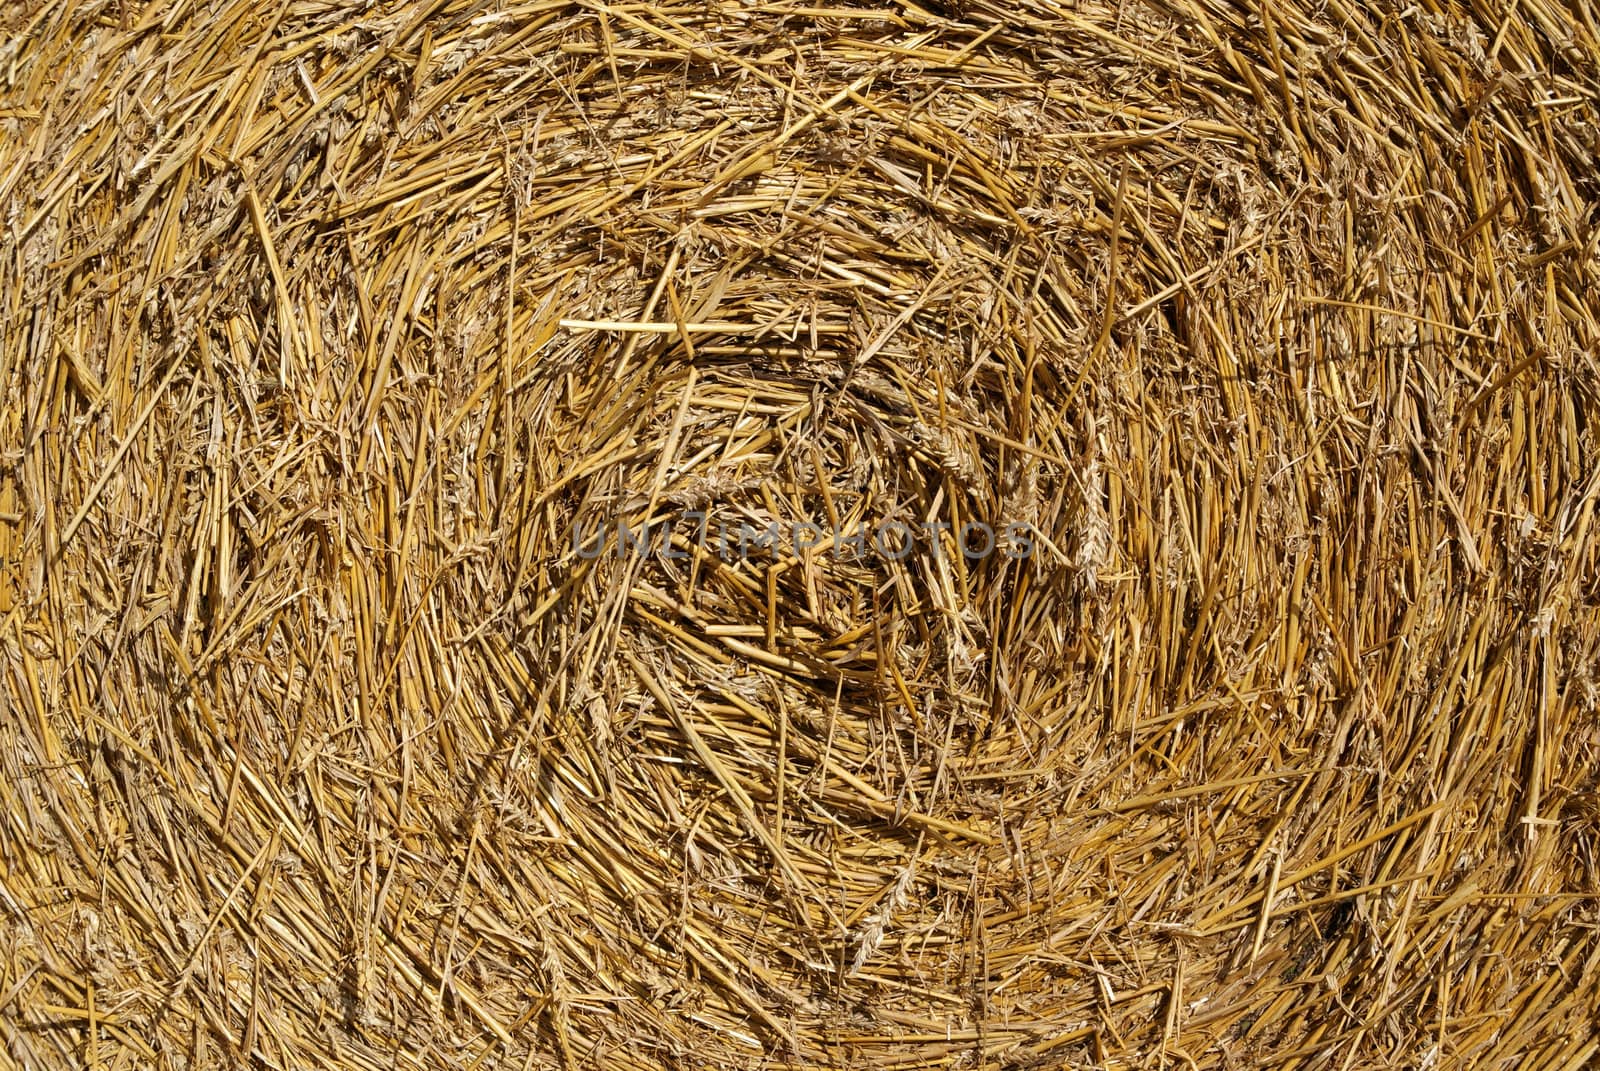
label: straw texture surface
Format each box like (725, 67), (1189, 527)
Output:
(2, 0), (1599, 1068)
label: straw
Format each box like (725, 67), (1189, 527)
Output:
(2, 0), (1598, 1067)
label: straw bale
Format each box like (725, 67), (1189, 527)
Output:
(2, 0), (1598, 1068)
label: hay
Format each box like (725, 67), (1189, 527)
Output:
(2, 0), (1598, 1067)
